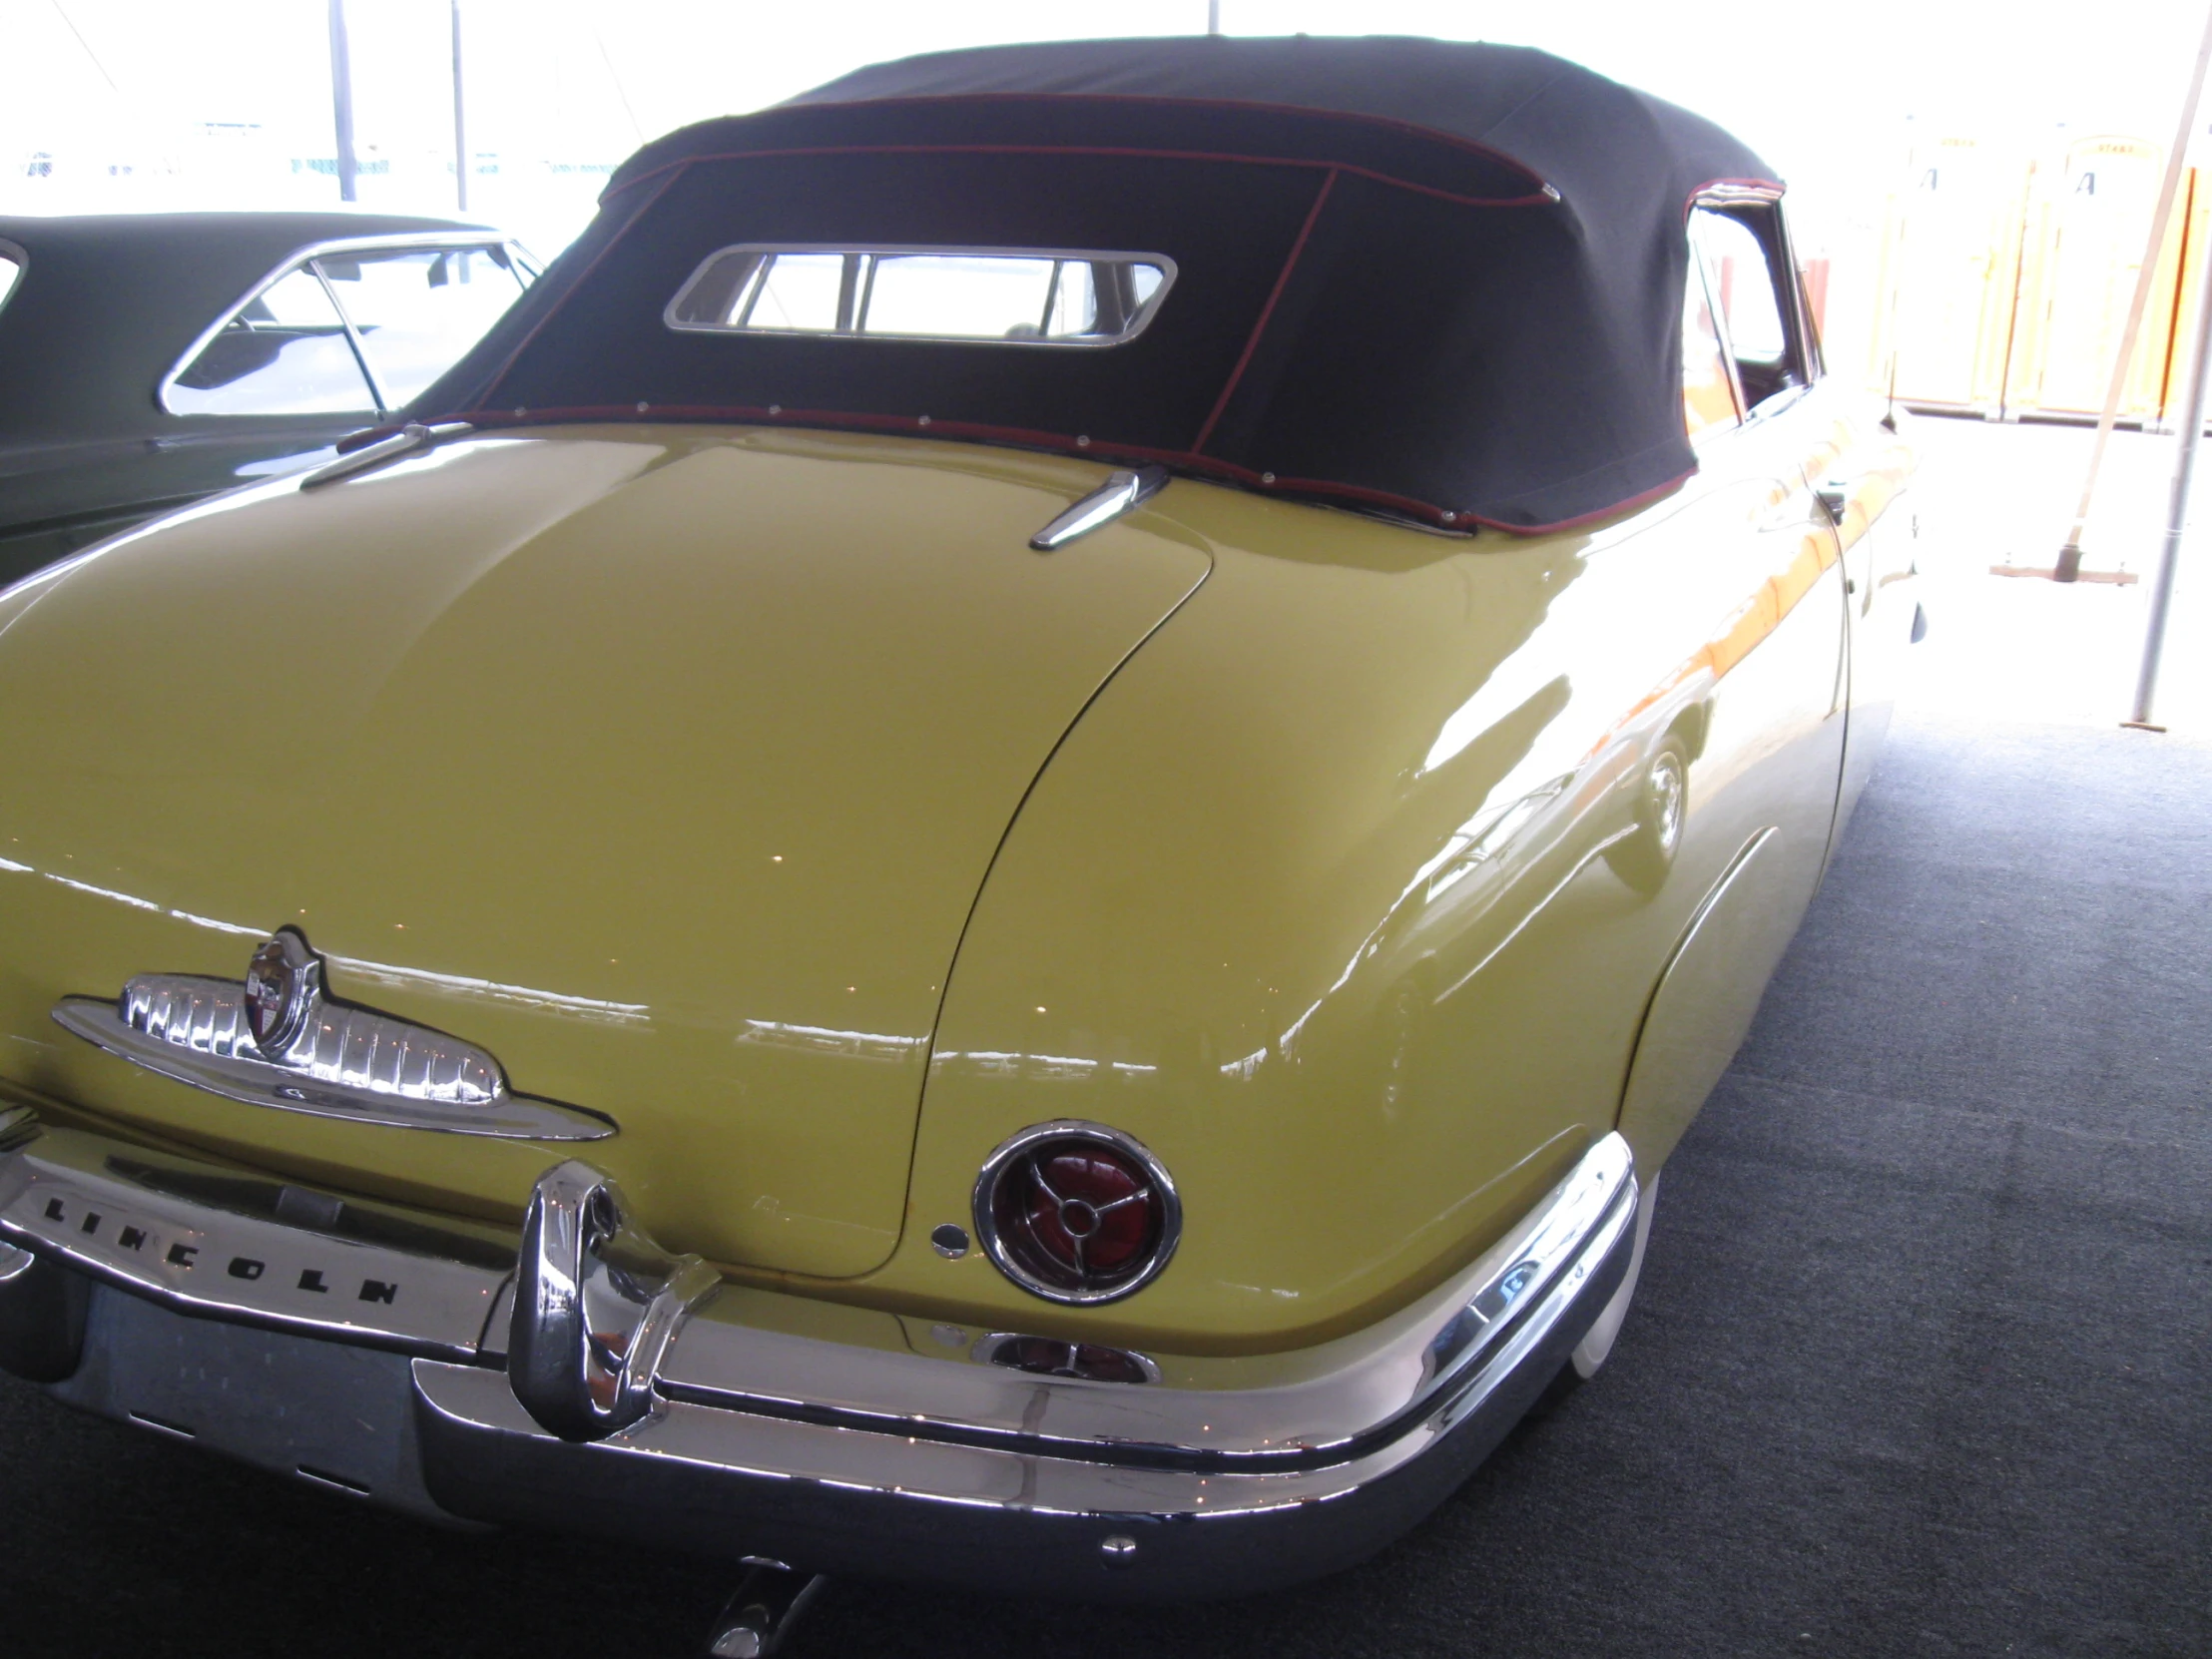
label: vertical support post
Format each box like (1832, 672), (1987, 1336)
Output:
(2131, 203), (2212, 729)
(2055, 0), (2212, 579)
(327, 0), (358, 204)
(451, 0), (468, 215)
(1207, 1), (1221, 35)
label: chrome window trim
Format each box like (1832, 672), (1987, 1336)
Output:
(969, 1119), (1183, 1306)
(157, 231), (530, 419)
(663, 244), (1179, 348)
(308, 258), (389, 412)
(0, 237), (27, 322)
(1689, 188), (1820, 409)
(1686, 219), (1747, 428)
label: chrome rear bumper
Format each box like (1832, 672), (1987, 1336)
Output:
(0, 1104), (1636, 1600)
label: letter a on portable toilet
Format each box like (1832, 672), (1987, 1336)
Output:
(2004, 135), (2194, 422)
(1871, 134), (2031, 413)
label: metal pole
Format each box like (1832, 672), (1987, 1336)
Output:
(451, 0), (467, 215)
(327, 0), (357, 203)
(1208, 0), (1221, 35)
(2056, 0), (2212, 580)
(2130, 168), (2212, 729)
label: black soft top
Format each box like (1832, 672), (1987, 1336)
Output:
(415, 37), (1778, 531)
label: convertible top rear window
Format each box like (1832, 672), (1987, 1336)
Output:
(411, 38), (1782, 533)
(667, 246), (1173, 346)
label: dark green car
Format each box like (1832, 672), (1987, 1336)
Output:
(0, 213), (535, 586)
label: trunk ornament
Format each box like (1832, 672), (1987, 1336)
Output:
(1028, 465), (1168, 550)
(509, 1160), (720, 1441)
(51, 929), (617, 1142)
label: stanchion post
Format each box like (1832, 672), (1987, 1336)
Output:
(2129, 219), (2212, 730)
(451, 0), (468, 215)
(327, 0), (357, 204)
(2055, 2), (2212, 579)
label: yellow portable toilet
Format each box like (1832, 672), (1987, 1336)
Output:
(1871, 134), (2033, 412)
(2004, 135), (2196, 422)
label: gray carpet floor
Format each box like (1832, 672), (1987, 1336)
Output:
(3, 709), (2206, 1657)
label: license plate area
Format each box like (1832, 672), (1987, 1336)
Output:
(48, 1280), (463, 1522)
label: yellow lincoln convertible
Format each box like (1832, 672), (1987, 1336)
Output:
(0, 35), (1914, 1635)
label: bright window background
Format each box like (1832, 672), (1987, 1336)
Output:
(4, 0), (2204, 379)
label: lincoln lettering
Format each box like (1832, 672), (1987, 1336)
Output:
(27, 1195), (398, 1305)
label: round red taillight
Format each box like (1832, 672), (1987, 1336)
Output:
(972, 1123), (1181, 1305)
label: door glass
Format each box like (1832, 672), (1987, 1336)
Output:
(316, 245), (529, 408)
(0, 251), (22, 317)
(1690, 208), (1797, 408)
(166, 267), (376, 415)
(1682, 265), (1741, 439)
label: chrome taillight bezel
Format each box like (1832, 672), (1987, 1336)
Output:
(970, 1120), (1181, 1306)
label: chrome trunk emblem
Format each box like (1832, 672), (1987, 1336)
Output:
(243, 929), (320, 1057)
(51, 933), (616, 1141)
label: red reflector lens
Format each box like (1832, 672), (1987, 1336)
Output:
(975, 1126), (1180, 1304)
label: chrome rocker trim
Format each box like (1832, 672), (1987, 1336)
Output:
(0, 1104), (1637, 1601)
(51, 948), (613, 1142)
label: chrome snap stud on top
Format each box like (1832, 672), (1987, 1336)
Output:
(1100, 1534), (1139, 1568)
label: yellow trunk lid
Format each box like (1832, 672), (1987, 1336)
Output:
(0, 427), (1209, 1277)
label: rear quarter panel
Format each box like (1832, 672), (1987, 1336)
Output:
(863, 451), (1850, 1353)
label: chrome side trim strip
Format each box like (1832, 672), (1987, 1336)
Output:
(1029, 466), (1168, 550)
(0, 1122), (510, 1360)
(52, 979), (613, 1142)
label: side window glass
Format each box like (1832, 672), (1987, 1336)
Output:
(316, 246), (529, 408)
(166, 267), (375, 416)
(1690, 207), (1800, 410)
(0, 248), (23, 318)
(1682, 261), (1741, 440)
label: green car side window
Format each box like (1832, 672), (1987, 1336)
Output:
(314, 246), (530, 408)
(167, 266), (376, 417)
